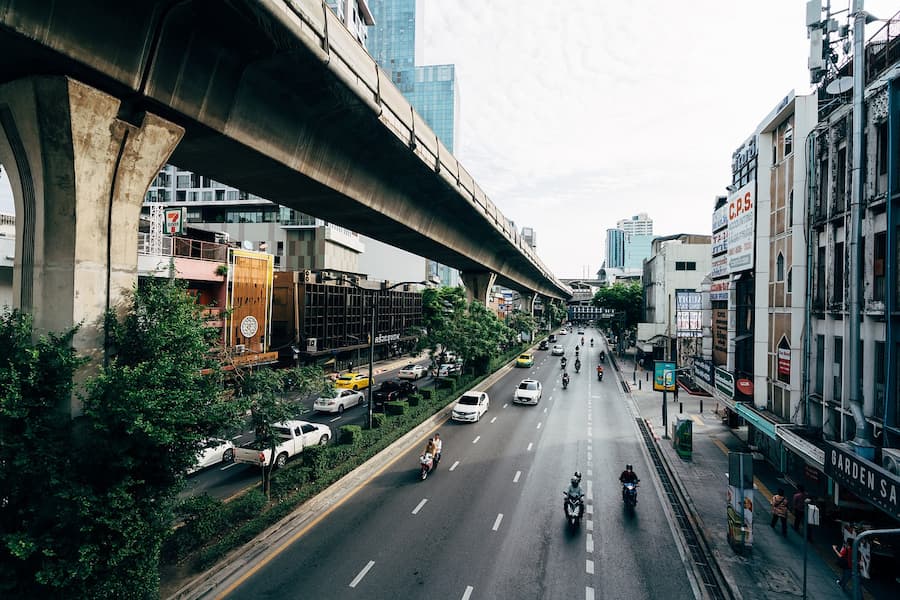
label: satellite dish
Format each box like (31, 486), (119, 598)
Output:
(242, 240), (254, 250)
(825, 76), (853, 95)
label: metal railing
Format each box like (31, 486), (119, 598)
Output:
(137, 233), (227, 262)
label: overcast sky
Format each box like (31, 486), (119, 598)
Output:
(417, 0), (899, 278)
(2, 1), (897, 281)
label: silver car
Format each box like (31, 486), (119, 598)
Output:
(514, 379), (542, 404)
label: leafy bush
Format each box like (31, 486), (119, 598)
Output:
(338, 424), (363, 445)
(407, 394), (421, 407)
(385, 401), (408, 415)
(228, 488), (267, 521)
(372, 413), (388, 428)
(300, 445), (328, 474)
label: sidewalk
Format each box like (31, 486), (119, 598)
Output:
(614, 349), (892, 600)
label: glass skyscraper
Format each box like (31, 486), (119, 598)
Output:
(367, 0), (458, 152)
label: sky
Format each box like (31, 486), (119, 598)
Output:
(415, 0), (900, 279)
(1, 1), (898, 280)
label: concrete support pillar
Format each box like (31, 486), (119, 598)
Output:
(0, 77), (183, 412)
(460, 271), (497, 305)
(521, 292), (537, 316)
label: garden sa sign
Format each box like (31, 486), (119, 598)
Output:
(825, 443), (900, 520)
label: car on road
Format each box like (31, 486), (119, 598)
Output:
(516, 353), (534, 368)
(452, 391), (490, 422)
(551, 344), (565, 356)
(314, 389), (365, 414)
(548, 334), (557, 343)
(538, 340), (549, 350)
(513, 379), (542, 404)
(398, 364), (427, 380)
(335, 372), (372, 391)
(438, 362), (463, 377)
(559, 328), (568, 335)
(373, 379), (419, 410)
(188, 438), (235, 474)
(577, 329), (585, 335)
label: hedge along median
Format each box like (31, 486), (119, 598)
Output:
(162, 343), (528, 585)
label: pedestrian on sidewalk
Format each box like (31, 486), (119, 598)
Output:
(770, 488), (788, 536)
(792, 485), (810, 538)
(672, 383), (679, 402)
(833, 538), (853, 590)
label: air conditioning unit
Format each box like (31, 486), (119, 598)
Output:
(302, 270), (314, 284)
(306, 338), (317, 352)
(234, 344), (246, 355)
(881, 448), (900, 477)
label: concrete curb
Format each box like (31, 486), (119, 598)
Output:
(169, 358), (519, 600)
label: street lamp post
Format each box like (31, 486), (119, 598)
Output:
(320, 276), (430, 429)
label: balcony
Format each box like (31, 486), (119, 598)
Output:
(137, 233), (228, 281)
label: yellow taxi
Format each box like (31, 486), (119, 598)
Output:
(516, 353), (535, 368)
(334, 372), (372, 391)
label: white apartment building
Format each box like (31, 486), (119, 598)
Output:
(617, 212), (654, 236)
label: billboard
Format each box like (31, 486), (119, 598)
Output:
(675, 291), (703, 338)
(712, 229), (728, 255)
(711, 255), (728, 279)
(727, 181), (755, 273)
(653, 361), (676, 392)
(712, 204), (729, 232)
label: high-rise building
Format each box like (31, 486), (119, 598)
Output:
(325, 1), (375, 47)
(617, 212), (654, 236)
(605, 228), (624, 269)
(521, 227), (537, 250)
(368, 0), (460, 286)
(623, 233), (654, 269)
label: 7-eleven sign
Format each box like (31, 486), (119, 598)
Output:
(164, 208), (184, 235)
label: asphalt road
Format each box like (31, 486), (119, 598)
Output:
(181, 359), (434, 500)
(222, 330), (696, 600)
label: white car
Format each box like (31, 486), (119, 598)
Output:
(398, 364), (427, 380)
(452, 391), (490, 422)
(314, 389), (364, 414)
(559, 328), (568, 335)
(188, 438), (235, 474)
(551, 345), (565, 356)
(514, 379), (543, 405)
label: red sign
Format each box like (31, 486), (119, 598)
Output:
(777, 347), (790, 376)
(736, 379), (754, 395)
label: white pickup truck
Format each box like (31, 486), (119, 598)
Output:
(233, 420), (332, 469)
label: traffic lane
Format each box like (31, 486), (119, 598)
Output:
(482, 357), (693, 600)
(226, 364), (555, 599)
(181, 461), (259, 500)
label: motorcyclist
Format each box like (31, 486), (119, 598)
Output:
(575, 346), (580, 357)
(562, 371), (570, 389)
(581, 337), (585, 346)
(574, 357), (581, 373)
(596, 364), (604, 380)
(619, 464), (639, 500)
(561, 356), (568, 369)
(599, 350), (606, 362)
(565, 472), (584, 514)
(590, 338), (594, 347)
(431, 433), (442, 467)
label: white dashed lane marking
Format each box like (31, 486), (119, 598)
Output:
(490, 416), (497, 423)
(412, 499), (427, 515)
(586, 559), (594, 574)
(527, 442), (533, 451)
(472, 436), (481, 444)
(492, 513), (504, 531)
(461, 586), (474, 600)
(349, 560), (375, 588)
(449, 461), (459, 471)
(537, 422), (542, 430)
(513, 470), (521, 483)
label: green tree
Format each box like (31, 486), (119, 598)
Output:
(544, 300), (567, 328)
(0, 280), (237, 598)
(0, 311), (87, 598)
(591, 281), (643, 334)
(234, 365), (331, 497)
(506, 310), (537, 341)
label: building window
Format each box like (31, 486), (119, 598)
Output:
(833, 336), (842, 402)
(833, 242), (844, 305)
(815, 335), (824, 395)
(875, 341), (886, 421)
(876, 121), (888, 193)
(874, 231), (886, 301)
(787, 268), (792, 294)
(817, 156), (829, 218)
(836, 146), (847, 212)
(776, 252), (784, 281)
(784, 122), (793, 157)
(815, 246), (825, 309)
(675, 261), (697, 271)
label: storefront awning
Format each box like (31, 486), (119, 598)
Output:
(735, 402), (777, 439)
(777, 426), (825, 468)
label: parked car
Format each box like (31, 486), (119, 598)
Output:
(398, 364), (427, 380)
(452, 391), (490, 422)
(551, 344), (565, 356)
(516, 353), (534, 367)
(538, 340), (549, 350)
(234, 420), (331, 468)
(188, 438), (235, 474)
(335, 372), (372, 390)
(314, 389), (365, 414)
(438, 362), (463, 377)
(373, 379), (419, 410)
(513, 379), (542, 404)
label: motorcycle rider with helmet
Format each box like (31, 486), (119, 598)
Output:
(562, 371), (570, 389)
(619, 464), (640, 502)
(564, 472), (584, 517)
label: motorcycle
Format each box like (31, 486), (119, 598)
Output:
(574, 359), (581, 373)
(420, 452), (435, 480)
(599, 350), (606, 362)
(562, 375), (569, 390)
(622, 481), (639, 508)
(581, 338), (585, 346)
(590, 339), (594, 347)
(597, 368), (604, 381)
(560, 358), (567, 370)
(563, 490), (585, 526)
